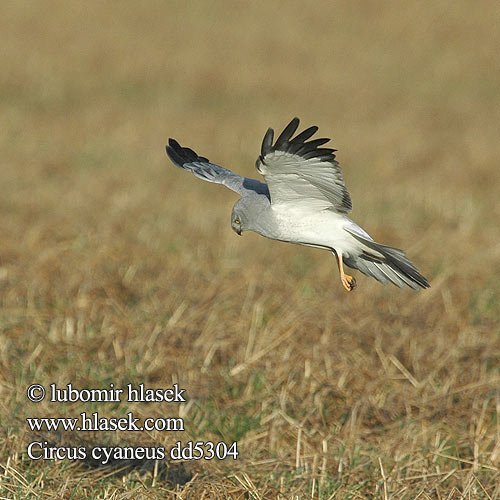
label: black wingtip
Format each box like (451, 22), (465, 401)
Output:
(166, 138), (192, 167)
(261, 118), (336, 163)
(166, 138), (211, 169)
(275, 117), (300, 149)
(168, 138), (182, 150)
(166, 141), (183, 167)
(166, 138), (180, 158)
(261, 127), (274, 156)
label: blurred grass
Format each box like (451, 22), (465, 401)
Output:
(1, 0), (500, 498)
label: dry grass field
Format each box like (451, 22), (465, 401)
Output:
(1, 1), (500, 498)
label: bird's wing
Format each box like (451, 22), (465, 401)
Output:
(256, 117), (352, 213)
(166, 139), (269, 198)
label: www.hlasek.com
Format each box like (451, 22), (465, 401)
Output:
(26, 383), (238, 464)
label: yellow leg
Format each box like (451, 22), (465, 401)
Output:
(337, 254), (356, 292)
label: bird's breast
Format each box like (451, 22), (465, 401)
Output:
(269, 205), (350, 248)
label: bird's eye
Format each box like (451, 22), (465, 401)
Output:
(234, 218), (241, 224)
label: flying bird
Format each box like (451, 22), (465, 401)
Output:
(166, 118), (429, 292)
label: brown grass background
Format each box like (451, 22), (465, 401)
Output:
(1, 1), (500, 498)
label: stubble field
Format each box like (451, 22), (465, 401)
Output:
(1, 1), (500, 498)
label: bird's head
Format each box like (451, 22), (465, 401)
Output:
(231, 206), (245, 236)
(231, 195), (269, 236)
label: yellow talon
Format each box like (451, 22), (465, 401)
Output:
(336, 253), (357, 292)
(341, 274), (356, 292)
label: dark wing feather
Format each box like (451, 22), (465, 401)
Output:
(274, 117), (300, 150)
(261, 128), (274, 157)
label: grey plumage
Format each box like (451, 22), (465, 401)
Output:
(167, 139), (269, 198)
(166, 118), (429, 291)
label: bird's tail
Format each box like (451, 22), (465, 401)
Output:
(344, 229), (430, 290)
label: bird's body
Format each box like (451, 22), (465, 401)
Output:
(270, 206), (363, 251)
(166, 118), (429, 292)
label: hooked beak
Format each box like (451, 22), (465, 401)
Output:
(236, 228), (242, 236)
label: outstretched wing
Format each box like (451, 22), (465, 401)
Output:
(256, 117), (352, 213)
(166, 139), (269, 198)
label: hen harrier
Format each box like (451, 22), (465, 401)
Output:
(166, 118), (429, 292)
